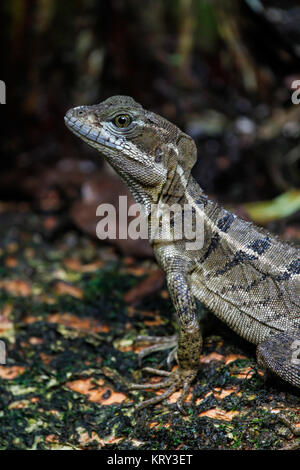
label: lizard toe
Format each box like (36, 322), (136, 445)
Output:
(134, 335), (178, 367)
(129, 367), (196, 413)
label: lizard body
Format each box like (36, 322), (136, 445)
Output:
(65, 96), (300, 410)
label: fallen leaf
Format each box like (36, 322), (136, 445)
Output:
(24, 315), (42, 324)
(45, 435), (60, 444)
(53, 282), (83, 299)
(43, 216), (58, 231)
(232, 366), (255, 379)
(160, 290), (169, 299)
(122, 267), (147, 276)
(0, 304), (13, 319)
(77, 429), (104, 447)
(144, 315), (165, 327)
(195, 391), (213, 404)
(0, 280), (31, 297)
(47, 313), (109, 333)
(5, 257), (18, 268)
(224, 354), (247, 365)
(29, 337), (43, 345)
(104, 436), (125, 445)
(149, 421), (171, 429)
(24, 248), (35, 259)
(200, 352), (224, 363)
(66, 378), (127, 405)
(198, 407), (239, 421)
(127, 307), (158, 318)
(40, 353), (55, 365)
(64, 258), (104, 272)
(6, 242), (18, 253)
(0, 320), (14, 335)
(168, 390), (193, 404)
(213, 387), (238, 399)
(0, 365), (26, 379)
(9, 397), (38, 409)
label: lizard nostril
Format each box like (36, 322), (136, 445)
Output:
(77, 108), (86, 117)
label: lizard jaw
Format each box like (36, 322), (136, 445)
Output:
(64, 113), (156, 168)
(64, 115), (123, 151)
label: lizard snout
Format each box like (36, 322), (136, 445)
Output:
(64, 107), (91, 131)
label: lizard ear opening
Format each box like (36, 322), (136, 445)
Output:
(176, 135), (197, 171)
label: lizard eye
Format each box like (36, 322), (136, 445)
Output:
(113, 114), (132, 128)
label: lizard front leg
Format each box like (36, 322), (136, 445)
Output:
(129, 264), (202, 413)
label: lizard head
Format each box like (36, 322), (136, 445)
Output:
(64, 95), (197, 206)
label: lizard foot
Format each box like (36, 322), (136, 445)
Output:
(134, 335), (177, 367)
(276, 413), (300, 449)
(278, 413), (300, 436)
(129, 366), (196, 413)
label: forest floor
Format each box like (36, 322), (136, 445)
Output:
(0, 204), (299, 450)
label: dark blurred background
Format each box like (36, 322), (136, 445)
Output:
(1, 0), (300, 252)
(1, 2), (300, 451)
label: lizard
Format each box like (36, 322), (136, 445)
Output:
(64, 95), (300, 419)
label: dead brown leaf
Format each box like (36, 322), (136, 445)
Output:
(0, 280), (31, 297)
(224, 353), (247, 365)
(198, 407), (239, 421)
(66, 378), (127, 405)
(53, 282), (83, 299)
(168, 390), (193, 404)
(64, 258), (104, 272)
(5, 257), (18, 268)
(28, 337), (43, 345)
(0, 365), (26, 379)
(47, 313), (109, 333)
(213, 387), (238, 399)
(232, 366), (255, 379)
(200, 352), (224, 363)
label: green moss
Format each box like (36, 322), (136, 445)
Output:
(0, 208), (298, 450)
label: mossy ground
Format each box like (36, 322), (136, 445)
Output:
(0, 206), (299, 450)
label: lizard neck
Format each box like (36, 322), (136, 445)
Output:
(159, 161), (208, 210)
(153, 170), (232, 256)
(108, 162), (155, 214)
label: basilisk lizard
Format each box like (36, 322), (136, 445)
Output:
(65, 96), (300, 416)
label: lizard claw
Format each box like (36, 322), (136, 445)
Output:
(128, 367), (196, 412)
(134, 335), (178, 368)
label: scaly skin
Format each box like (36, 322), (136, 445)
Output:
(64, 96), (300, 413)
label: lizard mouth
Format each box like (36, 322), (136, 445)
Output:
(64, 114), (121, 150)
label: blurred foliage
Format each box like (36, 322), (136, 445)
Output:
(0, 0), (299, 210)
(244, 189), (300, 224)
